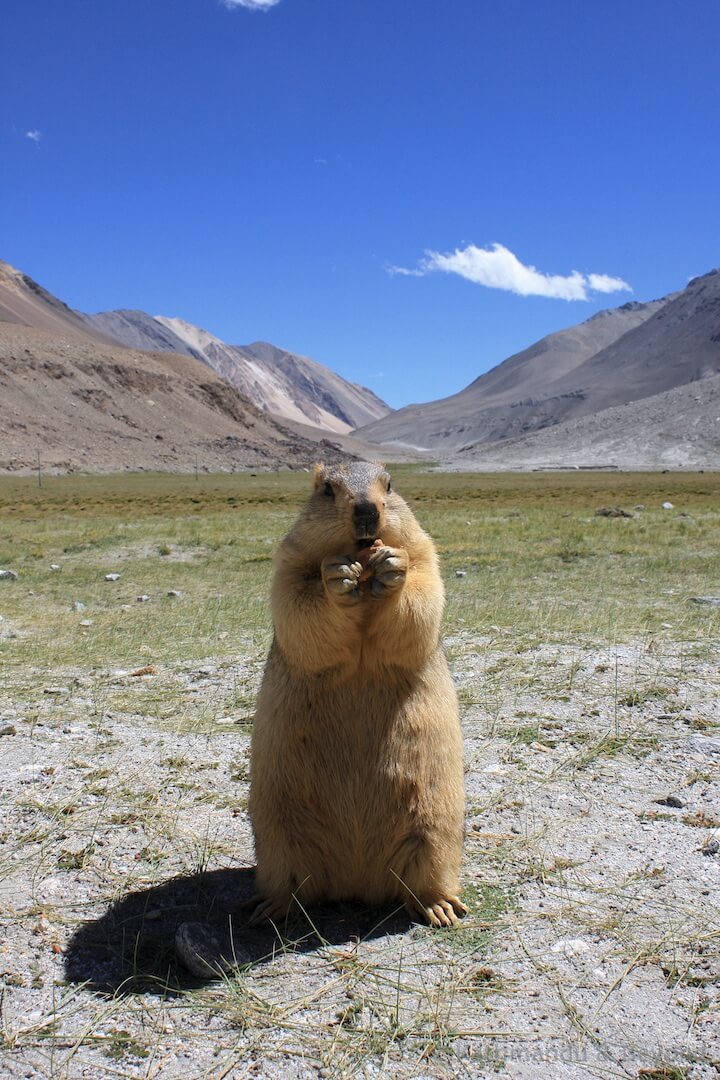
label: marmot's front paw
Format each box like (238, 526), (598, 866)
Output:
(367, 546), (409, 597)
(321, 555), (362, 602)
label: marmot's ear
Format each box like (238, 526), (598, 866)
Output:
(313, 463), (328, 489)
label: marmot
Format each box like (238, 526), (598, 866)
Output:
(248, 461), (466, 928)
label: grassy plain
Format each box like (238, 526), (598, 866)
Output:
(1, 468), (718, 673)
(0, 468), (719, 1078)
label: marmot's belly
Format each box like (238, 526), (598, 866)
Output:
(274, 667), (459, 900)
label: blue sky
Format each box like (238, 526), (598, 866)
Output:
(2, 0), (719, 408)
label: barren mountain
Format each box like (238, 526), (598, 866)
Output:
(357, 270), (720, 452)
(448, 373), (720, 470)
(84, 310), (390, 434)
(0, 322), (351, 474)
(0, 261), (351, 473)
(356, 296), (669, 450)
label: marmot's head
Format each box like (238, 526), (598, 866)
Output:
(301, 461), (415, 553)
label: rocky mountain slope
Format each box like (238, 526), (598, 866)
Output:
(0, 262), (350, 473)
(80, 308), (204, 360)
(83, 310), (390, 434)
(357, 270), (720, 451)
(450, 372), (720, 471)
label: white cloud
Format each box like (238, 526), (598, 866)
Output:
(386, 264), (425, 278)
(390, 242), (632, 301)
(223, 0), (281, 9)
(25, 129), (42, 144)
(586, 272), (632, 294)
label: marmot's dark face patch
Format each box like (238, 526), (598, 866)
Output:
(352, 497), (380, 543)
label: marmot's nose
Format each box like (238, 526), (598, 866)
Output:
(353, 500), (380, 538)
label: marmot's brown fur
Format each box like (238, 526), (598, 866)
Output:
(248, 461), (466, 928)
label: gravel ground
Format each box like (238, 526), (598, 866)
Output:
(1, 633), (719, 1079)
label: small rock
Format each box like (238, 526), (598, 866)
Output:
(72, 601), (86, 612)
(654, 794), (685, 809)
(0, 724), (17, 736)
(43, 687), (70, 696)
(167, 589), (183, 598)
(50, 564), (61, 572)
(550, 938), (591, 956)
(79, 619), (93, 627)
(661, 501), (674, 510)
(690, 596), (720, 606)
(660, 622), (672, 630)
(595, 507), (633, 518)
(701, 838), (720, 856)
(0, 569), (19, 581)
(136, 595), (151, 602)
(455, 570), (467, 578)
(105, 573), (121, 582)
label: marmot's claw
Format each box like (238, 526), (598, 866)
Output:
(367, 546), (408, 596)
(321, 556), (362, 600)
(405, 894), (467, 928)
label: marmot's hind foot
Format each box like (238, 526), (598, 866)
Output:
(406, 893), (468, 928)
(246, 894), (293, 927)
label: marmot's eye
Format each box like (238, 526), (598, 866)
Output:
(323, 481), (334, 497)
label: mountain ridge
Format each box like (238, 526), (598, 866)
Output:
(83, 310), (391, 435)
(356, 268), (720, 453)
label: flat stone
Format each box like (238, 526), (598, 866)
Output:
(175, 921), (248, 979)
(690, 596), (720, 606)
(686, 735), (720, 757)
(0, 569), (19, 581)
(105, 573), (121, 582)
